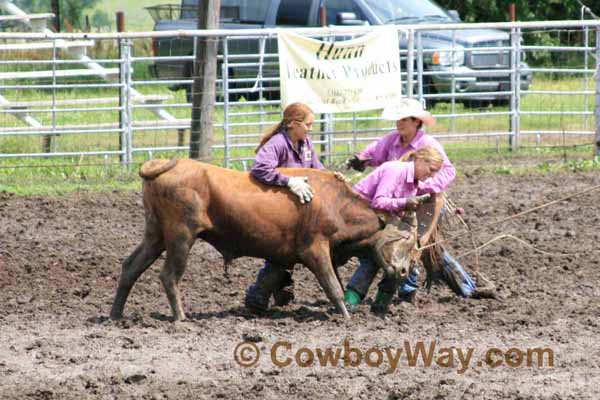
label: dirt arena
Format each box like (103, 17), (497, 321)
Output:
(1, 170), (599, 399)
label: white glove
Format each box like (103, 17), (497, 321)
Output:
(287, 176), (314, 204)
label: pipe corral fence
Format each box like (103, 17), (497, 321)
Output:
(0, 20), (599, 172)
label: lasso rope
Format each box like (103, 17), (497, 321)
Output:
(456, 234), (565, 259)
(418, 183), (600, 255)
(444, 197), (482, 271)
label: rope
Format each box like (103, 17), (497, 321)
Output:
(455, 234), (572, 259)
(417, 183), (600, 252)
(446, 197), (481, 273)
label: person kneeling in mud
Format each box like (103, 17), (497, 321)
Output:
(345, 146), (466, 314)
(244, 102), (325, 313)
(345, 99), (479, 310)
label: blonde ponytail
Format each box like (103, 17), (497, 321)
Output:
(401, 146), (443, 167)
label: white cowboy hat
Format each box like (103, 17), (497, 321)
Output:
(381, 98), (436, 126)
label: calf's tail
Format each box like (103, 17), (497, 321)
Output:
(139, 158), (178, 180)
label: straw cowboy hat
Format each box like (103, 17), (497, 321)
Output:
(382, 98), (436, 126)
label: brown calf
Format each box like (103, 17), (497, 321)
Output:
(110, 159), (421, 321)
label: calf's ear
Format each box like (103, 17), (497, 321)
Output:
(376, 213), (387, 228)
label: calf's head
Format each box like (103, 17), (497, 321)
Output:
(373, 220), (417, 283)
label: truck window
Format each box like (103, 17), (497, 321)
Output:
(180, 0), (269, 23)
(362, 0), (450, 23)
(325, 0), (366, 25)
(221, 0), (269, 23)
(276, 0), (312, 26)
(181, 0), (199, 19)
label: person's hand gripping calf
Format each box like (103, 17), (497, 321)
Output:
(405, 194), (432, 211)
(345, 155), (370, 172)
(287, 176), (314, 204)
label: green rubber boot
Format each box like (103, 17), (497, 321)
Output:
(371, 290), (394, 315)
(344, 289), (362, 312)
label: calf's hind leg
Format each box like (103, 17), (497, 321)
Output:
(110, 214), (164, 320)
(159, 233), (194, 321)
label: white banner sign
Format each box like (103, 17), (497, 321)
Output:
(277, 27), (402, 113)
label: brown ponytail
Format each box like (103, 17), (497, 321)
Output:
(255, 102), (314, 153)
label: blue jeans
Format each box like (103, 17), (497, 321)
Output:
(346, 257), (419, 298)
(399, 267), (419, 294)
(440, 251), (476, 297)
(347, 250), (476, 299)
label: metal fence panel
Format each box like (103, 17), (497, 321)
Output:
(0, 20), (599, 170)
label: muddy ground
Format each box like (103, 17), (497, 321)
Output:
(1, 170), (599, 399)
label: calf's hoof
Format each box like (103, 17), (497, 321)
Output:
(109, 310), (123, 320)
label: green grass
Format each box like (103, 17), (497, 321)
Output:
(0, 76), (592, 149)
(0, 175), (141, 196)
(0, 73), (597, 195)
(2, 152), (598, 196)
(93, 0), (167, 32)
(0, 160), (141, 195)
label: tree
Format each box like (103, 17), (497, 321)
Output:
(12, 0), (102, 31)
(437, 0), (600, 22)
(436, 0), (600, 66)
(60, 0), (101, 30)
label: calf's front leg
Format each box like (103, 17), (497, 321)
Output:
(302, 240), (350, 319)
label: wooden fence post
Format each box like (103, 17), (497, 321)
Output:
(189, 0), (220, 161)
(50, 0), (60, 32)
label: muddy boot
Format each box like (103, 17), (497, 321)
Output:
(344, 289), (362, 313)
(272, 270), (294, 307)
(345, 257), (378, 313)
(244, 284), (270, 314)
(273, 287), (294, 307)
(441, 251), (476, 297)
(397, 265), (419, 305)
(398, 289), (418, 305)
(244, 262), (288, 313)
(471, 272), (497, 299)
(370, 290), (394, 315)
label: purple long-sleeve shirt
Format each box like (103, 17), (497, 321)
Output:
(353, 161), (418, 215)
(251, 131), (325, 186)
(358, 129), (455, 194)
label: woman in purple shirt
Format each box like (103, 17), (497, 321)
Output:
(347, 98), (455, 193)
(347, 147), (444, 314)
(245, 102), (325, 313)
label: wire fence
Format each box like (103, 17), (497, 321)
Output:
(0, 20), (599, 175)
